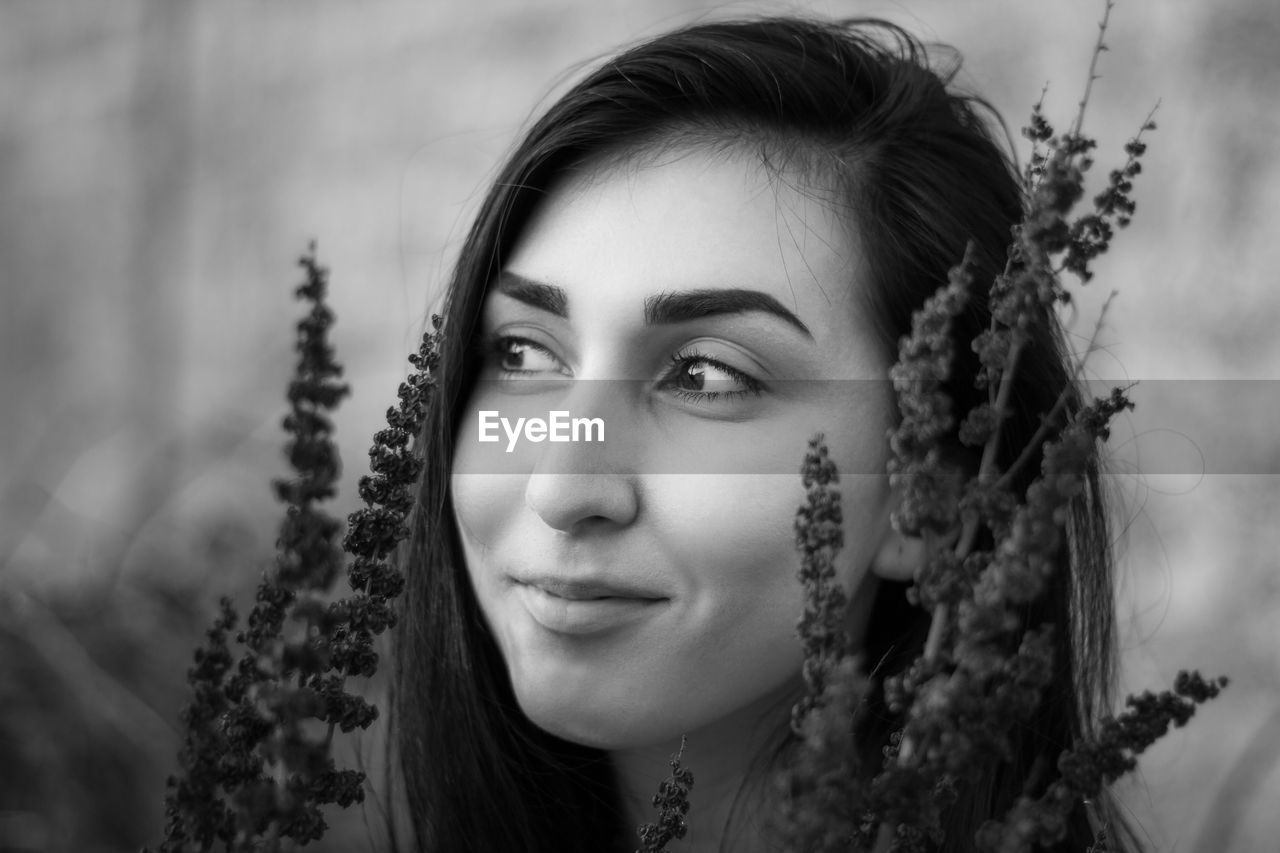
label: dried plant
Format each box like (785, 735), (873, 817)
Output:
(770, 5), (1226, 853)
(636, 736), (696, 853)
(151, 245), (440, 852)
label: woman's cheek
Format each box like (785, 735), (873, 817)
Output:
(449, 461), (527, 571)
(650, 474), (803, 585)
(450, 467), (493, 545)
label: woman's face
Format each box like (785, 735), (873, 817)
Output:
(450, 145), (897, 750)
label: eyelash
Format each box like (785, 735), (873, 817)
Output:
(478, 335), (764, 403)
(480, 335), (566, 378)
(664, 348), (763, 403)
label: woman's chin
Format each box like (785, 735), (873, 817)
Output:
(530, 718), (632, 750)
(515, 689), (659, 750)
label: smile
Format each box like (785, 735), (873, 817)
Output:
(513, 580), (667, 635)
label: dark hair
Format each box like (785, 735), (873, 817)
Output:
(392, 16), (1130, 853)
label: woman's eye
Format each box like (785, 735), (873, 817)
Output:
(484, 335), (568, 377)
(661, 350), (763, 403)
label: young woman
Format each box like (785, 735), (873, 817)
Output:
(393, 16), (1129, 853)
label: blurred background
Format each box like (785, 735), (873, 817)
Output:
(1, 0), (1277, 850)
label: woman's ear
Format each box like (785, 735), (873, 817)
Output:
(870, 526), (928, 582)
(871, 524), (964, 582)
(872, 460), (968, 583)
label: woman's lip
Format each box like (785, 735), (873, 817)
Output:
(513, 581), (667, 635)
(513, 575), (667, 602)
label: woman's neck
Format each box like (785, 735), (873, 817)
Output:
(610, 680), (800, 853)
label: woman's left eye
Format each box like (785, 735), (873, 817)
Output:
(660, 350), (763, 403)
(482, 335), (568, 377)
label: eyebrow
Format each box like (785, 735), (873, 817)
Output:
(644, 289), (812, 338)
(495, 271), (813, 339)
(495, 271), (568, 317)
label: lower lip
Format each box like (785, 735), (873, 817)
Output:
(513, 582), (666, 636)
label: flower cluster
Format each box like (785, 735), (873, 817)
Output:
(339, 310), (440, 681)
(771, 5), (1226, 853)
(636, 736), (696, 853)
(793, 437), (855, 722)
(975, 672), (1228, 853)
(772, 440), (872, 852)
(152, 246), (440, 852)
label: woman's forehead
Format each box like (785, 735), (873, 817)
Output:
(560, 131), (849, 212)
(506, 144), (866, 313)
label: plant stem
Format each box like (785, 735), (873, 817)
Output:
(920, 307), (1025, 668)
(871, 821), (894, 853)
(979, 333), (1026, 484)
(995, 291), (1119, 491)
(1071, 0), (1115, 138)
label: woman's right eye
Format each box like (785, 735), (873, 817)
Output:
(482, 335), (569, 377)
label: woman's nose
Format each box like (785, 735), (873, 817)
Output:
(523, 381), (639, 533)
(525, 470), (638, 533)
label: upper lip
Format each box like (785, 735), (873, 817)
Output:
(514, 574), (667, 601)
